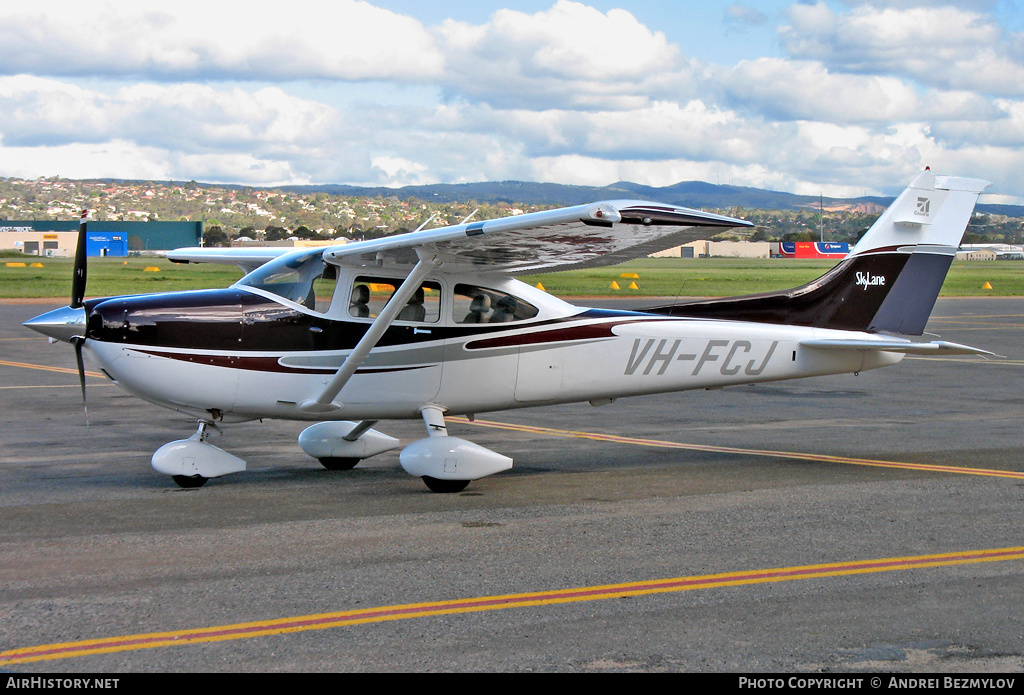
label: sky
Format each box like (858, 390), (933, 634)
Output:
(2, 0), (1024, 202)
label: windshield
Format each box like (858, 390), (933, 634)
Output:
(236, 250), (337, 312)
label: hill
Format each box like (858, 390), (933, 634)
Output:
(275, 179), (1021, 217)
(3, 176), (1022, 245)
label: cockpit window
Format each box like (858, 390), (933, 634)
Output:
(350, 276), (441, 323)
(454, 284), (538, 323)
(236, 251), (338, 313)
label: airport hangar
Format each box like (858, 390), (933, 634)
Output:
(0, 220), (202, 257)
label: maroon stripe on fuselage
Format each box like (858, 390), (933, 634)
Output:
(131, 349), (430, 375)
(464, 318), (659, 350)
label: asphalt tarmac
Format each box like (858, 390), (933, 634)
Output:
(1, 297), (1023, 673)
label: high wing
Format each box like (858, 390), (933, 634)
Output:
(322, 200), (751, 274)
(167, 201), (750, 276)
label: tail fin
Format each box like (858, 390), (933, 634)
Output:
(645, 170), (990, 336)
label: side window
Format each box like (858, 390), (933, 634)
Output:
(454, 284), (539, 324)
(349, 277), (441, 323)
(310, 264), (338, 314)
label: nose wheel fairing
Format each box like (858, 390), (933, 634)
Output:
(151, 421), (246, 487)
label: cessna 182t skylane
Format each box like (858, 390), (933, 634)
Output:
(25, 169), (992, 492)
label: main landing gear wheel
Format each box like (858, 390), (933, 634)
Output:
(172, 474), (208, 489)
(318, 457), (360, 470)
(421, 476), (470, 493)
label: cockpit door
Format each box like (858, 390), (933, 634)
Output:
(340, 275), (445, 405)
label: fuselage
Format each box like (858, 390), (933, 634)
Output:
(71, 269), (902, 424)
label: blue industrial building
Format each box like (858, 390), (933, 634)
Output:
(0, 220), (202, 257)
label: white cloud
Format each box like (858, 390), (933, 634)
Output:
(0, 134), (315, 186)
(436, 1), (691, 109)
(0, 1), (444, 81)
(0, 76), (346, 183)
(779, 2), (1024, 96)
(0, 139), (174, 182)
(720, 57), (1001, 124)
(1, 1), (1024, 202)
(0, 76), (338, 151)
(725, 3), (769, 27)
(369, 156), (435, 186)
(454, 1), (678, 80)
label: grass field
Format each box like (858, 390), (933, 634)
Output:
(3, 255), (1023, 300)
(521, 257), (1024, 297)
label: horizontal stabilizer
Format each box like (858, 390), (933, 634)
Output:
(800, 338), (996, 356)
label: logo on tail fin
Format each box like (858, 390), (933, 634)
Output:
(855, 271), (886, 290)
(915, 197), (931, 217)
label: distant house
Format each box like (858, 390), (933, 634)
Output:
(650, 241), (770, 259)
(956, 244), (1024, 260)
(956, 248), (998, 261)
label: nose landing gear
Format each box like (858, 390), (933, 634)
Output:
(152, 420), (246, 489)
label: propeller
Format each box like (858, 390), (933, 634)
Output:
(22, 208), (92, 424)
(71, 209), (88, 308)
(71, 209), (89, 423)
(71, 335), (89, 425)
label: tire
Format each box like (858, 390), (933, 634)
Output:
(421, 476), (470, 493)
(319, 457), (360, 470)
(172, 474), (208, 489)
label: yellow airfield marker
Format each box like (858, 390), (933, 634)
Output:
(628, 281), (639, 290)
(5, 262), (26, 267)
(144, 266), (161, 272)
(610, 280), (620, 290)
(29, 262), (44, 268)
(535, 282), (545, 291)
(983, 282), (993, 289)
(620, 272), (640, 279)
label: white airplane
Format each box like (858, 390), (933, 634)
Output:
(25, 169), (992, 492)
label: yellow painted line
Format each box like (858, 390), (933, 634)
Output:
(3, 545), (1022, 666)
(925, 324), (1024, 330)
(0, 359), (103, 379)
(0, 384), (106, 390)
(930, 314), (1024, 319)
(931, 322), (1024, 327)
(452, 417), (1024, 480)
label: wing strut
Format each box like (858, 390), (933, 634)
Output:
(298, 246), (438, 414)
